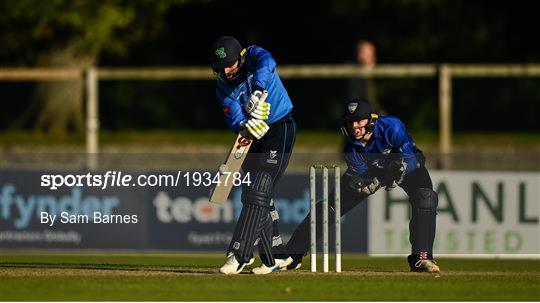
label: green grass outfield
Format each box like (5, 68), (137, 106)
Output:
(1, 253), (539, 301)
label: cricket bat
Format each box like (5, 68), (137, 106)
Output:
(209, 91), (268, 204)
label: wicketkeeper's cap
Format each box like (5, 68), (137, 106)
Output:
(342, 99), (374, 122)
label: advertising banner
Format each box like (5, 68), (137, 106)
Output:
(0, 170), (148, 249)
(368, 171), (540, 257)
(0, 170), (368, 252)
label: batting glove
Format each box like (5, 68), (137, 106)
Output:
(243, 118), (270, 140)
(244, 90), (271, 120)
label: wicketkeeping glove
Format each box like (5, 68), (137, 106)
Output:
(242, 118), (270, 140)
(244, 90), (271, 120)
(387, 159), (407, 186)
(359, 177), (381, 195)
(347, 172), (381, 195)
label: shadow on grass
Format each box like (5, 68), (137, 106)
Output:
(0, 262), (217, 274)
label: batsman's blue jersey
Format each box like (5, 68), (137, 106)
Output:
(216, 45), (293, 133)
(344, 116), (422, 178)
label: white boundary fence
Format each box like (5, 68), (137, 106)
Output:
(1, 64), (539, 168)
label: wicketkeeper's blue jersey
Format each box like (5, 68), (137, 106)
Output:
(344, 115), (422, 178)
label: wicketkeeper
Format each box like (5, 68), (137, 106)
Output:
(279, 99), (440, 273)
(211, 36), (296, 274)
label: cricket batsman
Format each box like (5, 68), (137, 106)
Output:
(279, 99), (440, 273)
(210, 36), (296, 274)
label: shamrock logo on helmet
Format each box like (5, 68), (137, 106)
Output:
(215, 47), (227, 59)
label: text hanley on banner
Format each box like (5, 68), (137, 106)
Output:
(368, 171), (540, 256)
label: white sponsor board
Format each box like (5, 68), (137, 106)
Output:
(368, 171), (540, 257)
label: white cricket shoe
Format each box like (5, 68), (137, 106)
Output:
(219, 253), (255, 275)
(413, 259), (441, 274)
(282, 254), (303, 271)
(251, 257), (293, 275)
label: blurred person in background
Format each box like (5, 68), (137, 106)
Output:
(278, 99), (440, 274)
(346, 40), (385, 114)
(210, 36), (296, 275)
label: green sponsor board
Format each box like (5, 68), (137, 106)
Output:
(368, 171), (539, 257)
